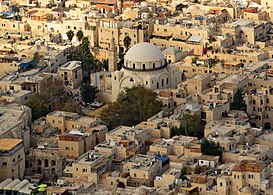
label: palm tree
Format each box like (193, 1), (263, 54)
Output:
(76, 30), (84, 43)
(123, 33), (131, 52)
(66, 30), (74, 46)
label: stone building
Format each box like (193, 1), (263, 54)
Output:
(0, 103), (32, 151)
(0, 139), (25, 180)
(70, 150), (111, 184)
(46, 110), (98, 133)
(58, 61), (83, 89)
(112, 42), (183, 101)
(58, 131), (98, 159)
(27, 144), (66, 181)
(124, 154), (162, 187)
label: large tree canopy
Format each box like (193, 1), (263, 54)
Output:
(100, 85), (162, 129)
(171, 113), (205, 139)
(27, 78), (80, 121)
(201, 138), (222, 156)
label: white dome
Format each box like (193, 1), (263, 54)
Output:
(123, 42), (166, 71)
(125, 42), (164, 63)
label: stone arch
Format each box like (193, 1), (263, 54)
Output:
(119, 74), (143, 90)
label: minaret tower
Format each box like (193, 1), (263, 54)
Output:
(108, 37), (118, 72)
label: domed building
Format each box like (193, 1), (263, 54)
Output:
(112, 42), (183, 101)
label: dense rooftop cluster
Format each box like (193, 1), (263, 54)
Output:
(1, 0), (273, 194)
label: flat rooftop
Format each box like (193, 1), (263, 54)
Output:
(59, 61), (81, 71)
(75, 150), (108, 165)
(127, 154), (159, 171)
(0, 104), (30, 136)
(107, 126), (145, 137)
(0, 138), (22, 151)
(152, 136), (197, 148)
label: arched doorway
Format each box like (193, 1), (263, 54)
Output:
(250, 123), (256, 128)
(264, 122), (271, 130)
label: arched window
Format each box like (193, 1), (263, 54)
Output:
(133, 63), (135, 69)
(52, 168), (56, 174)
(143, 64), (145, 70)
(45, 159), (49, 167)
(166, 78), (169, 84)
(2, 162), (7, 166)
(153, 63), (155, 69)
(162, 79), (164, 87)
(37, 159), (42, 166)
(51, 160), (56, 166)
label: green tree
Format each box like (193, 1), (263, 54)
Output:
(81, 82), (98, 103)
(123, 33), (131, 51)
(201, 138), (222, 156)
(66, 30), (74, 45)
(171, 114), (204, 139)
(26, 78), (80, 121)
(54, 97), (80, 113)
(26, 94), (49, 121)
(231, 88), (246, 110)
(76, 30), (84, 43)
(100, 84), (162, 129)
(118, 52), (125, 70)
(81, 36), (90, 53)
(81, 36), (95, 82)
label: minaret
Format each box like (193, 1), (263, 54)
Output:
(108, 37), (117, 72)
